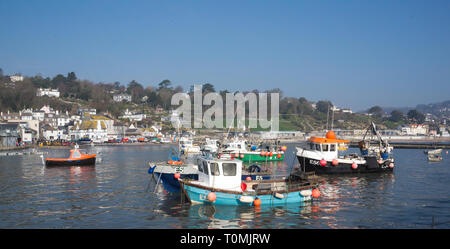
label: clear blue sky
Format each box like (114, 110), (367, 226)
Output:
(1, 0), (449, 111)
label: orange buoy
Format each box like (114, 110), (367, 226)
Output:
(389, 162), (394, 168)
(260, 151), (265, 156)
(326, 130), (336, 139)
(240, 154), (245, 159)
(246, 176), (252, 181)
(332, 159), (339, 166)
(378, 159), (383, 164)
(269, 152), (273, 157)
(234, 153), (239, 158)
(253, 198), (261, 206)
(351, 162), (358, 169)
(320, 159), (327, 166)
(207, 192), (216, 202)
(312, 188), (321, 198)
(174, 172), (181, 179)
(277, 153), (282, 159)
(265, 152), (270, 156)
(281, 146), (287, 151)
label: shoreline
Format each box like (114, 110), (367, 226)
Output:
(1, 137), (449, 151)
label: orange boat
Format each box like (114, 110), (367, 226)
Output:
(45, 145), (96, 166)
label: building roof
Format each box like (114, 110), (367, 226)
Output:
(76, 120), (106, 130)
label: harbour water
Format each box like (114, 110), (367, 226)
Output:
(0, 144), (449, 229)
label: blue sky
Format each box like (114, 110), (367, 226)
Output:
(1, 0), (449, 111)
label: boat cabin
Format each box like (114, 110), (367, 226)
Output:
(304, 131), (350, 161)
(197, 157), (243, 191)
(222, 140), (247, 153)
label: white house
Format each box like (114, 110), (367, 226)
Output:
(56, 114), (71, 127)
(41, 124), (59, 140)
(37, 88), (60, 98)
(113, 93), (132, 102)
(401, 124), (429, 135)
(69, 120), (108, 142)
(10, 75), (24, 82)
(119, 109), (146, 122)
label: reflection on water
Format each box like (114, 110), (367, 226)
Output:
(0, 144), (449, 228)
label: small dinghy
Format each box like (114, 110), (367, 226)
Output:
(45, 144), (96, 166)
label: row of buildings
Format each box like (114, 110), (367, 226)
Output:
(0, 105), (165, 148)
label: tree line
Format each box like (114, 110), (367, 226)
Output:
(0, 69), (426, 129)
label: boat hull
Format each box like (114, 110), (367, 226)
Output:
(154, 172), (272, 193)
(235, 152), (284, 162)
(45, 157), (96, 167)
(297, 155), (393, 174)
(180, 182), (313, 206)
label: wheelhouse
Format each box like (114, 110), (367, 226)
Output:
(197, 157), (243, 190)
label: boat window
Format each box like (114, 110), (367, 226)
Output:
(309, 143), (314, 150)
(198, 161), (204, 173)
(222, 163), (237, 176)
(315, 143), (321, 151)
(237, 144), (241, 149)
(322, 144), (329, 152)
(210, 163), (220, 176)
(330, 144), (336, 152)
(202, 161), (209, 174)
(72, 150), (81, 158)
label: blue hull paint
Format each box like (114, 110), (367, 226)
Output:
(155, 172), (271, 193)
(182, 184), (312, 206)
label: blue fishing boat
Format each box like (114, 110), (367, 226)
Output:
(148, 149), (272, 193)
(178, 156), (321, 206)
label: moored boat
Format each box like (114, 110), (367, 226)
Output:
(178, 156), (320, 206)
(148, 148), (273, 193)
(296, 129), (394, 174)
(221, 139), (286, 162)
(428, 154), (442, 162)
(45, 144), (96, 166)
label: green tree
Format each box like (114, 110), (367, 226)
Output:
(389, 110), (404, 122)
(127, 80), (145, 103)
(158, 79), (172, 90)
(368, 106), (383, 116)
(202, 83), (215, 93)
(316, 101), (332, 113)
(407, 109), (425, 123)
(67, 72), (77, 81)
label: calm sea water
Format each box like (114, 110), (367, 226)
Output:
(0, 144), (449, 229)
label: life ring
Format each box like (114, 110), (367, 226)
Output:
(168, 160), (183, 165)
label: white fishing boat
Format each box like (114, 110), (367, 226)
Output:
(201, 138), (220, 153)
(178, 155), (321, 206)
(179, 137), (201, 154)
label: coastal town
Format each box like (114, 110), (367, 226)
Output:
(1, 72), (449, 150)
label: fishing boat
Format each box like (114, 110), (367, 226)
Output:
(179, 137), (201, 154)
(45, 144), (96, 166)
(148, 148), (272, 193)
(296, 128), (394, 174)
(428, 154), (442, 162)
(424, 149), (443, 155)
(200, 138), (220, 153)
(178, 156), (321, 206)
(221, 139), (286, 162)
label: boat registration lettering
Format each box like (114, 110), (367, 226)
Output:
(255, 175), (263, 180)
(310, 160), (320, 165)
